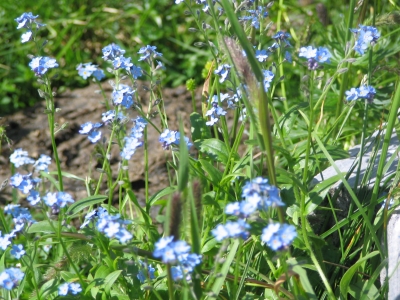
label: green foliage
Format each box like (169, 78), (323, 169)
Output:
(3, 0), (400, 299)
(0, 0), (208, 115)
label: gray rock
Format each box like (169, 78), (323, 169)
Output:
(312, 131), (399, 189)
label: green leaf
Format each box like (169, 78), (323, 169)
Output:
(210, 239), (240, 296)
(178, 120), (189, 191)
(104, 270), (122, 294)
(340, 251), (379, 297)
(201, 238), (218, 254)
(287, 258), (318, 299)
(126, 190), (151, 225)
(149, 186), (177, 206)
(27, 221), (59, 233)
(38, 278), (57, 298)
(190, 112), (211, 141)
(194, 138), (237, 164)
(66, 195), (107, 216)
(39, 171), (60, 191)
(199, 159), (222, 184)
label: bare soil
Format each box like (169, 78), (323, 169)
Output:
(0, 82), (198, 213)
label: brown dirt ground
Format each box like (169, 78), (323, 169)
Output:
(0, 81), (199, 216)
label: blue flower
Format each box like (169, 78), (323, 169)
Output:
(171, 266), (183, 281)
(358, 85), (376, 102)
(351, 24), (380, 55)
(214, 64), (231, 83)
(159, 129), (192, 150)
(29, 56), (58, 76)
(113, 56), (133, 71)
(137, 260), (156, 283)
(120, 137), (143, 160)
(58, 283), (69, 296)
(10, 148), (35, 167)
(83, 208), (133, 243)
(316, 47), (331, 63)
(79, 121), (103, 144)
(112, 84), (135, 108)
(102, 110), (116, 123)
(273, 31), (291, 46)
(212, 220), (250, 241)
(21, 31), (32, 43)
(205, 96), (227, 126)
(299, 46), (317, 59)
(43, 192), (74, 209)
(284, 51), (292, 63)
(27, 190), (41, 206)
(77, 63), (105, 81)
(0, 268), (24, 290)
(10, 244), (25, 259)
(153, 236), (201, 279)
(263, 70), (274, 91)
(69, 283), (82, 295)
(130, 65), (143, 79)
(34, 154), (51, 172)
(261, 223), (296, 251)
(58, 282), (82, 296)
(138, 45), (163, 62)
(10, 173), (35, 194)
(255, 49), (269, 62)
(299, 45), (331, 70)
(0, 233), (12, 251)
(345, 87), (359, 101)
(240, 6), (268, 29)
(4, 204), (36, 232)
(15, 12), (44, 30)
(102, 43), (126, 61)
(346, 85), (376, 103)
(241, 177), (284, 210)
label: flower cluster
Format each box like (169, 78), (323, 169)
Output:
(9, 149), (52, 207)
(212, 219), (250, 241)
(345, 85), (376, 103)
(261, 223), (297, 251)
(137, 260), (156, 283)
(78, 121), (103, 143)
(214, 64), (231, 83)
(263, 69), (274, 92)
(77, 63), (105, 81)
(0, 268), (24, 290)
(10, 148), (35, 167)
(273, 31), (292, 47)
(159, 129), (193, 150)
(29, 56), (59, 76)
(121, 117), (147, 160)
(4, 204), (36, 235)
(351, 25), (380, 55)
(58, 282), (82, 296)
(80, 207), (133, 243)
(138, 45), (163, 63)
(102, 43), (143, 78)
(112, 84), (136, 109)
(43, 191), (74, 212)
(10, 244), (25, 259)
(240, 6), (268, 29)
(205, 95), (227, 126)
(211, 177), (296, 251)
(299, 46), (331, 70)
(15, 12), (45, 43)
(10, 173), (38, 194)
(153, 236), (201, 281)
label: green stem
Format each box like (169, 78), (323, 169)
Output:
(334, 0), (357, 123)
(300, 74), (335, 298)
